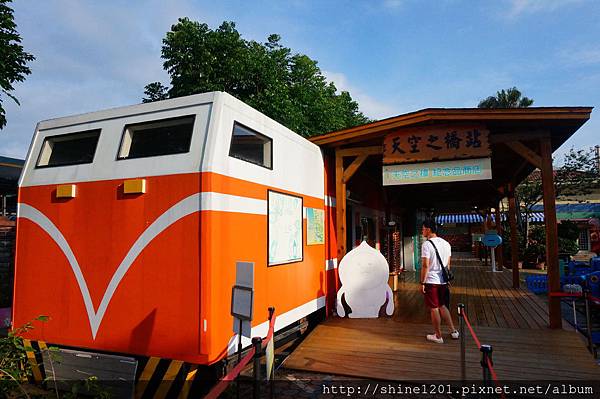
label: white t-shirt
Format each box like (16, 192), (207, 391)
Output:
(421, 237), (452, 285)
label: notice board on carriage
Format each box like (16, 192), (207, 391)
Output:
(268, 190), (303, 265)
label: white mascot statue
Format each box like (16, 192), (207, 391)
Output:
(336, 241), (394, 318)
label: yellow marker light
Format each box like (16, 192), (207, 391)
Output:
(123, 179), (146, 194)
(56, 184), (76, 198)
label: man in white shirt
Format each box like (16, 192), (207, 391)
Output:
(420, 219), (458, 344)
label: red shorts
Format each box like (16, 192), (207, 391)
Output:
(424, 283), (450, 309)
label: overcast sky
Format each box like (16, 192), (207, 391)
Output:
(1, 0), (598, 162)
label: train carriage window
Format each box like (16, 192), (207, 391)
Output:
(229, 122), (272, 169)
(118, 116), (195, 159)
(36, 129), (101, 167)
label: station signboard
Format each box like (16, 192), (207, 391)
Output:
(383, 124), (490, 164)
(383, 157), (492, 186)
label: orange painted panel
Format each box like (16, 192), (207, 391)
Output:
(14, 173), (201, 360)
(199, 209), (325, 363)
(14, 170), (327, 364)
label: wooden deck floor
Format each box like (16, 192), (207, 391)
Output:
(283, 256), (600, 381)
(393, 259), (552, 329)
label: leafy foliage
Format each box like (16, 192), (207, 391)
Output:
(62, 376), (112, 399)
(556, 147), (600, 200)
(1, 316), (112, 398)
(144, 19), (370, 137)
(0, 0), (35, 129)
(0, 316), (48, 396)
(523, 225), (546, 264)
(557, 220), (581, 256)
(517, 146), (600, 215)
(478, 87), (533, 108)
(502, 223), (525, 261)
(523, 221), (581, 265)
(142, 82), (168, 103)
(514, 146), (599, 254)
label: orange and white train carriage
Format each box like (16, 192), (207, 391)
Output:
(12, 92), (340, 383)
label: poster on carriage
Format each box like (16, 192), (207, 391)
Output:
(307, 207), (325, 245)
(268, 190), (303, 265)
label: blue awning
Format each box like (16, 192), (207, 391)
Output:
(436, 212), (545, 224)
(490, 214), (507, 222)
(436, 214), (484, 224)
(528, 212), (544, 222)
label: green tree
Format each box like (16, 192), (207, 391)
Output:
(0, 0), (34, 130)
(515, 146), (600, 245)
(144, 19), (369, 136)
(142, 82), (169, 103)
(478, 87), (533, 108)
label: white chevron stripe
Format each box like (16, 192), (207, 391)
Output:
(18, 193), (202, 338)
(16, 190), (314, 338)
(200, 192), (266, 215)
(17, 203), (96, 333)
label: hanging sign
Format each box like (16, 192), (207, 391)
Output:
(383, 157), (492, 186)
(383, 124), (490, 164)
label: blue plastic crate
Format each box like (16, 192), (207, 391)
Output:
(585, 271), (600, 299)
(561, 274), (585, 287)
(591, 257), (600, 272)
(526, 275), (548, 294)
(566, 260), (592, 276)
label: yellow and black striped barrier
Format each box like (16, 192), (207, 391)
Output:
(20, 340), (204, 399)
(22, 339), (45, 383)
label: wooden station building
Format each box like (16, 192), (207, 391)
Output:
(310, 106), (592, 329)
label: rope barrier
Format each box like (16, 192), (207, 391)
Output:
(460, 308), (506, 399)
(486, 357), (500, 383)
(548, 291), (582, 298)
(548, 290), (600, 305)
(205, 309), (277, 399)
(588, 294), (600, 304)
(204, 347), (256, 399)
(461, 312), (481, 349)
(262, 312), (276, 350)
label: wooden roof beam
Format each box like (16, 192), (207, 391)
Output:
(505, 141), (542, 169)
(489, 130), (550, 144)
(342, 154), (368, 183)
(336, 146), (383, 158)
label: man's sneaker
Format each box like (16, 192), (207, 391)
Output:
(426, 334), (444, 344)
(450, 330), (460, 339)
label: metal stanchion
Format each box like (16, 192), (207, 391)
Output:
(237, 319), (243, 399)
(480, 345), (493, 383)
(268, 307), (275, 399)
(458, 303), (466, 382)
(585, 291), (594, 354)
(252, 337), (263, 399)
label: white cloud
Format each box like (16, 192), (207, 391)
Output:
(323, 70), (398, 120)
(0, 0), (201, 159)
(383, 0), (404, 9)
(505, 0), (585, 18)
(559, 47), (600, 66)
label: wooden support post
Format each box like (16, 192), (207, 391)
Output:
(335, 151), (347, 261)
(540, 138), (561, 329)
(508, 188), (520, 288)
(495, 203), (504, 271)
(334, 147), (377, 262)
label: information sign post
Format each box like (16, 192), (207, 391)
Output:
(482, 232), (503, 272)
